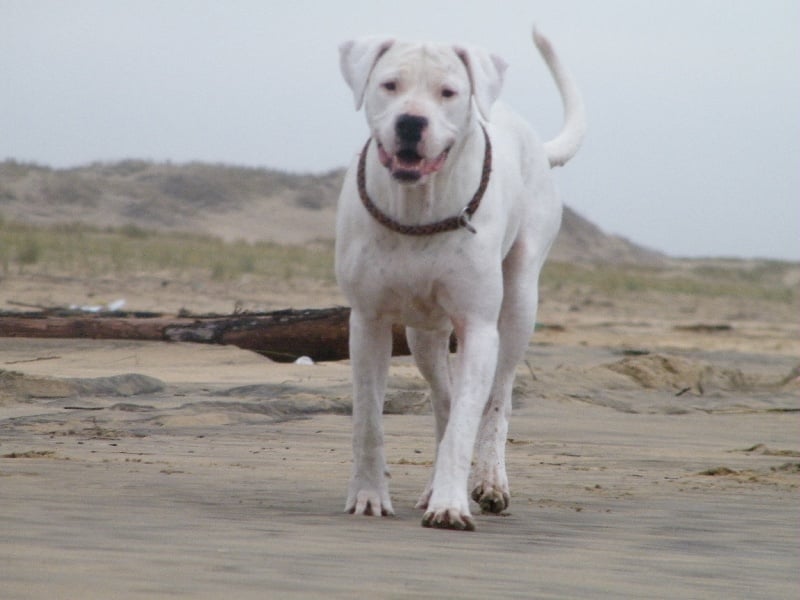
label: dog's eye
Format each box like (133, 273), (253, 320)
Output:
(381, 81), (397, 92)
(441, 87), (457, 99)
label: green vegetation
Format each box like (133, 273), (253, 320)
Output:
(540, 260), (796, 304)
(0, 217), (335, 283)
(0, 215), (795, 305)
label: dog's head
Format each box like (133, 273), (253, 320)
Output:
(340, 37), (506, 184)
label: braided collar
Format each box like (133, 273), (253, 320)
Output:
(357, 124), (492, 235)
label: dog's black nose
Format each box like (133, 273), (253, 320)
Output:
(395, 114), (428, 144)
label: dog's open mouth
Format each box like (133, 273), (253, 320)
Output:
(377, 143), (450, 183)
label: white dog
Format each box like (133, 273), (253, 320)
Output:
(335, 28), (585, 530)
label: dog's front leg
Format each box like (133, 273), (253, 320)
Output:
(422, 320), (499, 531)
(406, 326), (454, 510)
(345, 309), (395, 517)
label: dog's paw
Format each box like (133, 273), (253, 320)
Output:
(471, 483), (510, 514)
(421, 507), (475, 531)
(345, 489), (394, 517)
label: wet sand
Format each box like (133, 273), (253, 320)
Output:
(1, 330), (797, 599)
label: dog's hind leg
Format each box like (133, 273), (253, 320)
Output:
(406, 326), (453, 509)
(471, 239), (542, 514)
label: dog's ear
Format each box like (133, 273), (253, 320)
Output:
(339, 37), (395, 111)
(454, 46), (508, 120)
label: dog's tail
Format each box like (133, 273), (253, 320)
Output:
(533, 28), (586, 168)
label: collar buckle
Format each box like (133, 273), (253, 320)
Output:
(458, 206), (477, 234)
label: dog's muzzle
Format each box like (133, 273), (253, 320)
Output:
(377, 114), (450, 183)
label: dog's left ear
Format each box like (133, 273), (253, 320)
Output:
(454, 46), (508, 120)
(339, 37), (396, 111)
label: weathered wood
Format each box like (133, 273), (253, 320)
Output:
(0, 307), (415, 363)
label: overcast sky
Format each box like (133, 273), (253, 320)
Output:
(2, 0), (798, 260)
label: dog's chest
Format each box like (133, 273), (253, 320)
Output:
(351, 238), (470, 327)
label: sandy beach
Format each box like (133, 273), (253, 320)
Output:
(1, 270), (797, 599)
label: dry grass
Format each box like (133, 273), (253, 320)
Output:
(0, 217), (335, 284)
(540, 259), (797, 303)
(2, 216), (796, 308)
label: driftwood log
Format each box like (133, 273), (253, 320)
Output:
(0, 307), (445, 363)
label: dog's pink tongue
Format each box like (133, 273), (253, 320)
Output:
(396, 154), (422, 169)
(421, 151), (448, 175)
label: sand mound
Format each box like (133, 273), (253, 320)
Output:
(604, 354), (754, 394)
(0, 370), (75, 402)
(0, 370), (164, 403)
(0, 160), (663, 263)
